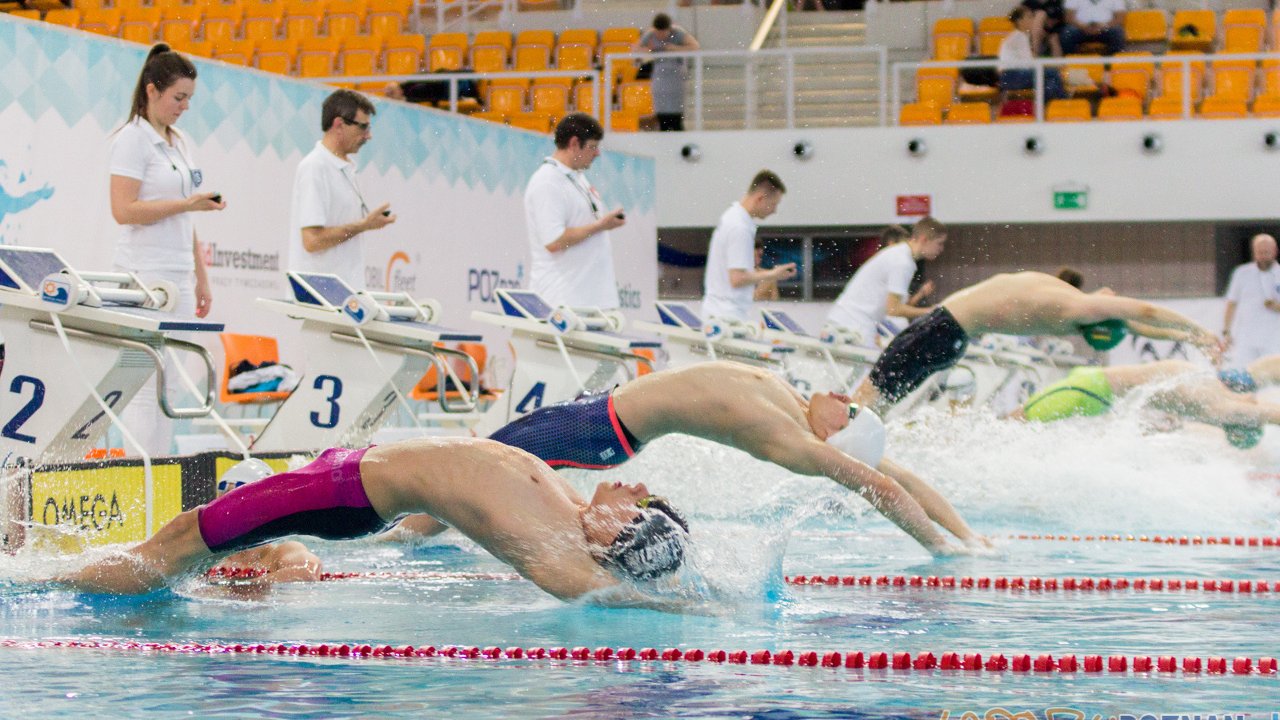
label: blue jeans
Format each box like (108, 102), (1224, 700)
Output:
(1000, 68), (1067, 101)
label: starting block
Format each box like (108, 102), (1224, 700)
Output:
(251, 272), (483, 451)
(759, 308), (878, 396)
(631, 301), (793, 372)
(0, 246), (221, 466)
(469, 289), (660, 436)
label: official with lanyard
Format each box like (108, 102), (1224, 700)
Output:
(523, 113), (626, 310)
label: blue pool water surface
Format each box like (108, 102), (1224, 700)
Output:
(3, 410), (1280, 718)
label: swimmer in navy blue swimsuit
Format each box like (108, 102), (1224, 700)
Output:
(490, 391), (641, 469)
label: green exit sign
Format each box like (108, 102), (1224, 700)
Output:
(1053, 190), (1088, 210)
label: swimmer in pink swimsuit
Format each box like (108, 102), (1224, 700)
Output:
(55, 438), (691, 610)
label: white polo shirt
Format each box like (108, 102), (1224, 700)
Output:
(701, 202), (757, 322)
(524, 157), (618, 309)
(109, 118), (199, 272)
(827, 242), (917, 347)
(1225, 260), (1280, 363)
(1064, 0), (1127, 26)
(288, 141), (369, 290)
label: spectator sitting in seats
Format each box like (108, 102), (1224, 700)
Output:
(1020, 0), (1065, 56)
(1000, 6), (1068, 100)
(1060, 0), (1126, 56)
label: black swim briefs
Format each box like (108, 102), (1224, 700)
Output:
(868, 306), (971, 404)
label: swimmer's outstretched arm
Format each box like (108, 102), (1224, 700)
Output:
(1081, 296), (1220, 353)
(876, 458), (990, 548)
(763, 438), (960, 555)
(53, 510), (213, 594)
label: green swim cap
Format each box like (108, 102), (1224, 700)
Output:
(1223, 424), (1264, 450)
(1080, 319), (1128, 351)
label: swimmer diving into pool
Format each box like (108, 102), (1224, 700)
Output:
(849, 271), (1223, 413)
(53, 438), (691, 608)
(1013, 359), (1280, 449)
(396, 361), (988, 556)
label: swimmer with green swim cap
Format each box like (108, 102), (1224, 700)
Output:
(1013, 360), (1280, 449)
(851, 270), (1223, 413)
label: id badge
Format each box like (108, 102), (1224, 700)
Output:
(190, 168), (204, 188)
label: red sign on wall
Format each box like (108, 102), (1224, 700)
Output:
(896, 195), (932, 216)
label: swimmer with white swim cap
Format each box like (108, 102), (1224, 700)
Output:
(849, 271), (1223, 414)
(207, 459), (326, 585)
(54, 439), (693, 611)
(395, 362), (988, 556)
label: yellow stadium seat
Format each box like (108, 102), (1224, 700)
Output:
(200, 3), (243, 44)
(241, 0), (283, 41)
(1222, 9), (1265, 54)
(297, 35), (342, 76)
(469, 110), (507, 124)
(530, 80), (570, 119)
(428, 32), (467, 71)
(618, 81), (653, 116)
(1045, 98), (1091, 121)
(515, 29), (555, 48)
(255, 37), (298, 74)
(1147, 94), (1193, 119)
(158, 4), (202, 46)
(1096, 95), (1142, 121)
(1169, 9), (1215, 53)
(1123, 9), (1167, 44)
(1210, 62), (1256, 102)
(366, 0), (409, 37)
(933, 17), (974, 36)
(471, 43), (508, 73)
(1064, 55), (1103, 95)
(514, 44), (551, 72)
(79, 7), (121, 36)
(1252, 94), (1280, 116)
(341, 34), (382, 77)
(214, 38), (256, 65)
(509, 111), (553, 133)
(487, 83), (527, 116)
(1199, 96), (1247, 119)
(111, 0), (146, 11)
(117, 8), (158, 43)
(609, 109), (640, 132)
(573, 81), (597, 116)
(43, 5), (79, 24)
(556, 43), (593, 71)
(325, 0), (366, 39)
(473, 30), (512, 51)
(1159, 52), (1205, 102)
(384, 33), (424, 74)
(601, 27), (639, 45)
(932, 33), (971, 61)
(8, 8), (40, 20)
(182, 39), (215, 57)
(1109, 52), (1154, 99)
(944, 102), (991, 124)
(1261, 60), (1280, 98)
(976, 16), (1012, 56)
(599, 42), (638, 83)
(916, 74), (955, 109)
(899, 102), (942, 125)
(558, 28), (597, 49)
(282, 0), (326, 40)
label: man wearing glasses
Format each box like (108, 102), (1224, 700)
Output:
(524, 113), (626, 309)
(288, 89), (397, 290)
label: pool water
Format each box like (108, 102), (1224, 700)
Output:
(3, 409), (1280, 718)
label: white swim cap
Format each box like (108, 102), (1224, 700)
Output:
(216, 458), (274, 495)
(826, 405), (886, 469)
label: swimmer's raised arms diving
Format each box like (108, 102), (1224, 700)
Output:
(395, 361), (990, 556)
(54, 439), (692, 611)
(850, 270), (1223, 413)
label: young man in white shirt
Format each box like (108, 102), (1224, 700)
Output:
(1060, 0), (1126, 55)
(1223, 233), (1280, 368)
(524, 113), (626, 309)
(826, 217), (947, 348)
(701, 170), (795, 322)
(288, 89), (397, 291)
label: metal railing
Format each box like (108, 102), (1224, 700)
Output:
(893, 50), (1280, 124)
(602, 46), (888, 131)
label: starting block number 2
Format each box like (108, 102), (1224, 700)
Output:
(2, 375), (45, 444)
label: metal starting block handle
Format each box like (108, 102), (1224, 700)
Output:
(703, 316), (759, 342)
(549, 306), (624, 335)
(39, 271), (178, 313)
(341, 291), (442, 326)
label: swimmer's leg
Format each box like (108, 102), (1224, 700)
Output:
(876, 457), (990, 548)
(54, 509), (213, 594)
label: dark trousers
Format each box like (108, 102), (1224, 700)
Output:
(656, 113), (684, 132)
(1000, 68), (1068, 100)
(1060, 24), (1125, 55)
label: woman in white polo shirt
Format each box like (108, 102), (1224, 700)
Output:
(109, 43), (224, 455)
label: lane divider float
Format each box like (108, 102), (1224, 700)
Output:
(206, 568), (522, 582)
(1, 639), (1275, 676)
(1006, 534), (1280, 548)
(786, 574), (1280, 594)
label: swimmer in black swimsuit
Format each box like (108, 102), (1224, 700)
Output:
(852, 271), (1222, 413)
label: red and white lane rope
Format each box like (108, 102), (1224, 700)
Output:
(787, 574), (1280, 594)
(1006, 533), (1280, 547)
(206, 568), (522, 582)
(1, 639), (1276, 676)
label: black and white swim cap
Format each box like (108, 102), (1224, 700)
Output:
(604, 496), (690, 580)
